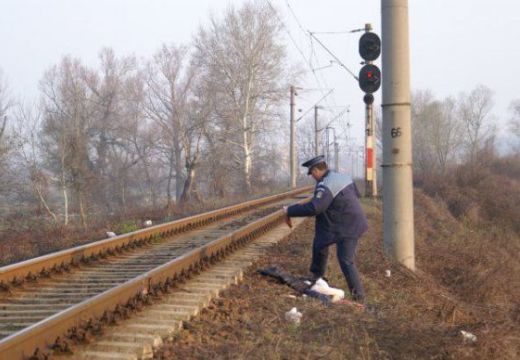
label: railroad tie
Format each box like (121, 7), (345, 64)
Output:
(71, 218), (305, 360)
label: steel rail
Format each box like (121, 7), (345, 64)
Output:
(0, 186), (312, 288)
(0, 192), (310, 359)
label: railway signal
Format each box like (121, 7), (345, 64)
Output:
(359, 25), (381, 199)
(358, 64), (381, 93)
(358, 29), (381, 94)
(359, 32), (381, 61)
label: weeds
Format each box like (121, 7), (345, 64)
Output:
(115, 221), (140, 234)
(155, 157), (519, 359)
(0, 189), (288, 266)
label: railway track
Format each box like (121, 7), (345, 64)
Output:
(0, 187), (311, 359)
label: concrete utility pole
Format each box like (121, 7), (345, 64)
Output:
(314, 105), (320, 156)
(325, 127), (330, 163)
(290, 85), (297, 188)
(334, 141), (339, 171)
(325, 126), (338, 171)
(381, 0), (415, 270)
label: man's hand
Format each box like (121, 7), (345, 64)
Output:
(283, 206), (292, 228)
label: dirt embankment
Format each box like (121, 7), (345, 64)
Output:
(155, 193), (519, 360)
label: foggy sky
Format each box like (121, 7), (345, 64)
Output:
(1, 0), (519, 146)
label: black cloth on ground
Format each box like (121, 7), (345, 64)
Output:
(257, 266), (332, 305)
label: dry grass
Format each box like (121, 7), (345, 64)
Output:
(0, 187), (288, 266)
(155, 170), (519, 359)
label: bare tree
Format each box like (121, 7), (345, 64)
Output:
(0, 69), (12, 166)
(12, 103), (58, 221)
(412, 90), (463, 175)
(80, 48), (152, 213)
(179, 79), (214, 203)
(193, 0), (287, 193)
(412, 90), (439, 173)
(509, 99), (520, 152)
(145, 44), (196, 208)
(0, 69), (15, 205)
(40, 56), (96, 228)
(457, 85), (496, 164)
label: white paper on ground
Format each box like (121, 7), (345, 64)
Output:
(310, 278), (345, 302)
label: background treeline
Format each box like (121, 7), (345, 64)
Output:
(411, 86), (520, 234)
(0, 2), (300, 236)
(0, 1), (519, 264)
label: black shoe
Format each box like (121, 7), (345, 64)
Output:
(352, 295), (365, 304)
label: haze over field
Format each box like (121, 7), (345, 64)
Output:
(1, 0), (519, 147)
(0, 0), (518, 235)
(0, 4), (518, 358)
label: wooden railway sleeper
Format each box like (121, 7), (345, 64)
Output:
(0, 191), (311, 358)
(56, 282), (170, 354)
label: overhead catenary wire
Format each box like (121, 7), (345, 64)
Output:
(283, 0), (358, 113)
(318, 105), (351, 131)
(310, 31), (355, 35)
(264, 0), (311, 76)
(267, 0), (365, 162)
(284, 0), (308, 38)
(296, 89), (334, 122)
(308, 32), (359, 81)
(267, 0), (338, 109)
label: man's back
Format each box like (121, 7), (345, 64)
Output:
(315, 171), (368, 244)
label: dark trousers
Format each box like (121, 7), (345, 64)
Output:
(310, 237), (365, 301)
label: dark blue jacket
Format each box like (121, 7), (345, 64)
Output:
(287, 171), (368, 248)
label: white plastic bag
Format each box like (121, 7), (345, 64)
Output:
(460, 330), (477, 343)
(285, 307), (302, 325)
(310, 278), (345, 302)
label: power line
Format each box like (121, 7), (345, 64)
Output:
(309, 32), (358, 81)
(284, 0), (308, 36)
(264, 0), (310, 75)
(283, 0), (357, 83)
(298, 88), (334, 92)
(296, 89), (334, 122)
(308, 37), (338, 111)
(319, 105), (351, 131)
(283, 1), (346, 112)
(276, 0), (337, 109)
(310, 31), (353, 35)
(268, 0), (362, 153)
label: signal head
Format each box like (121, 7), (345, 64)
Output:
(363, 93), (374, 105)
(359, 32), (381, 61)
(358, 64), (381, 93)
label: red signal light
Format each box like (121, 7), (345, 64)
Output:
(358, 64), (381, 93)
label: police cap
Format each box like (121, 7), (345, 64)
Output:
(302, 155), (326, 175)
